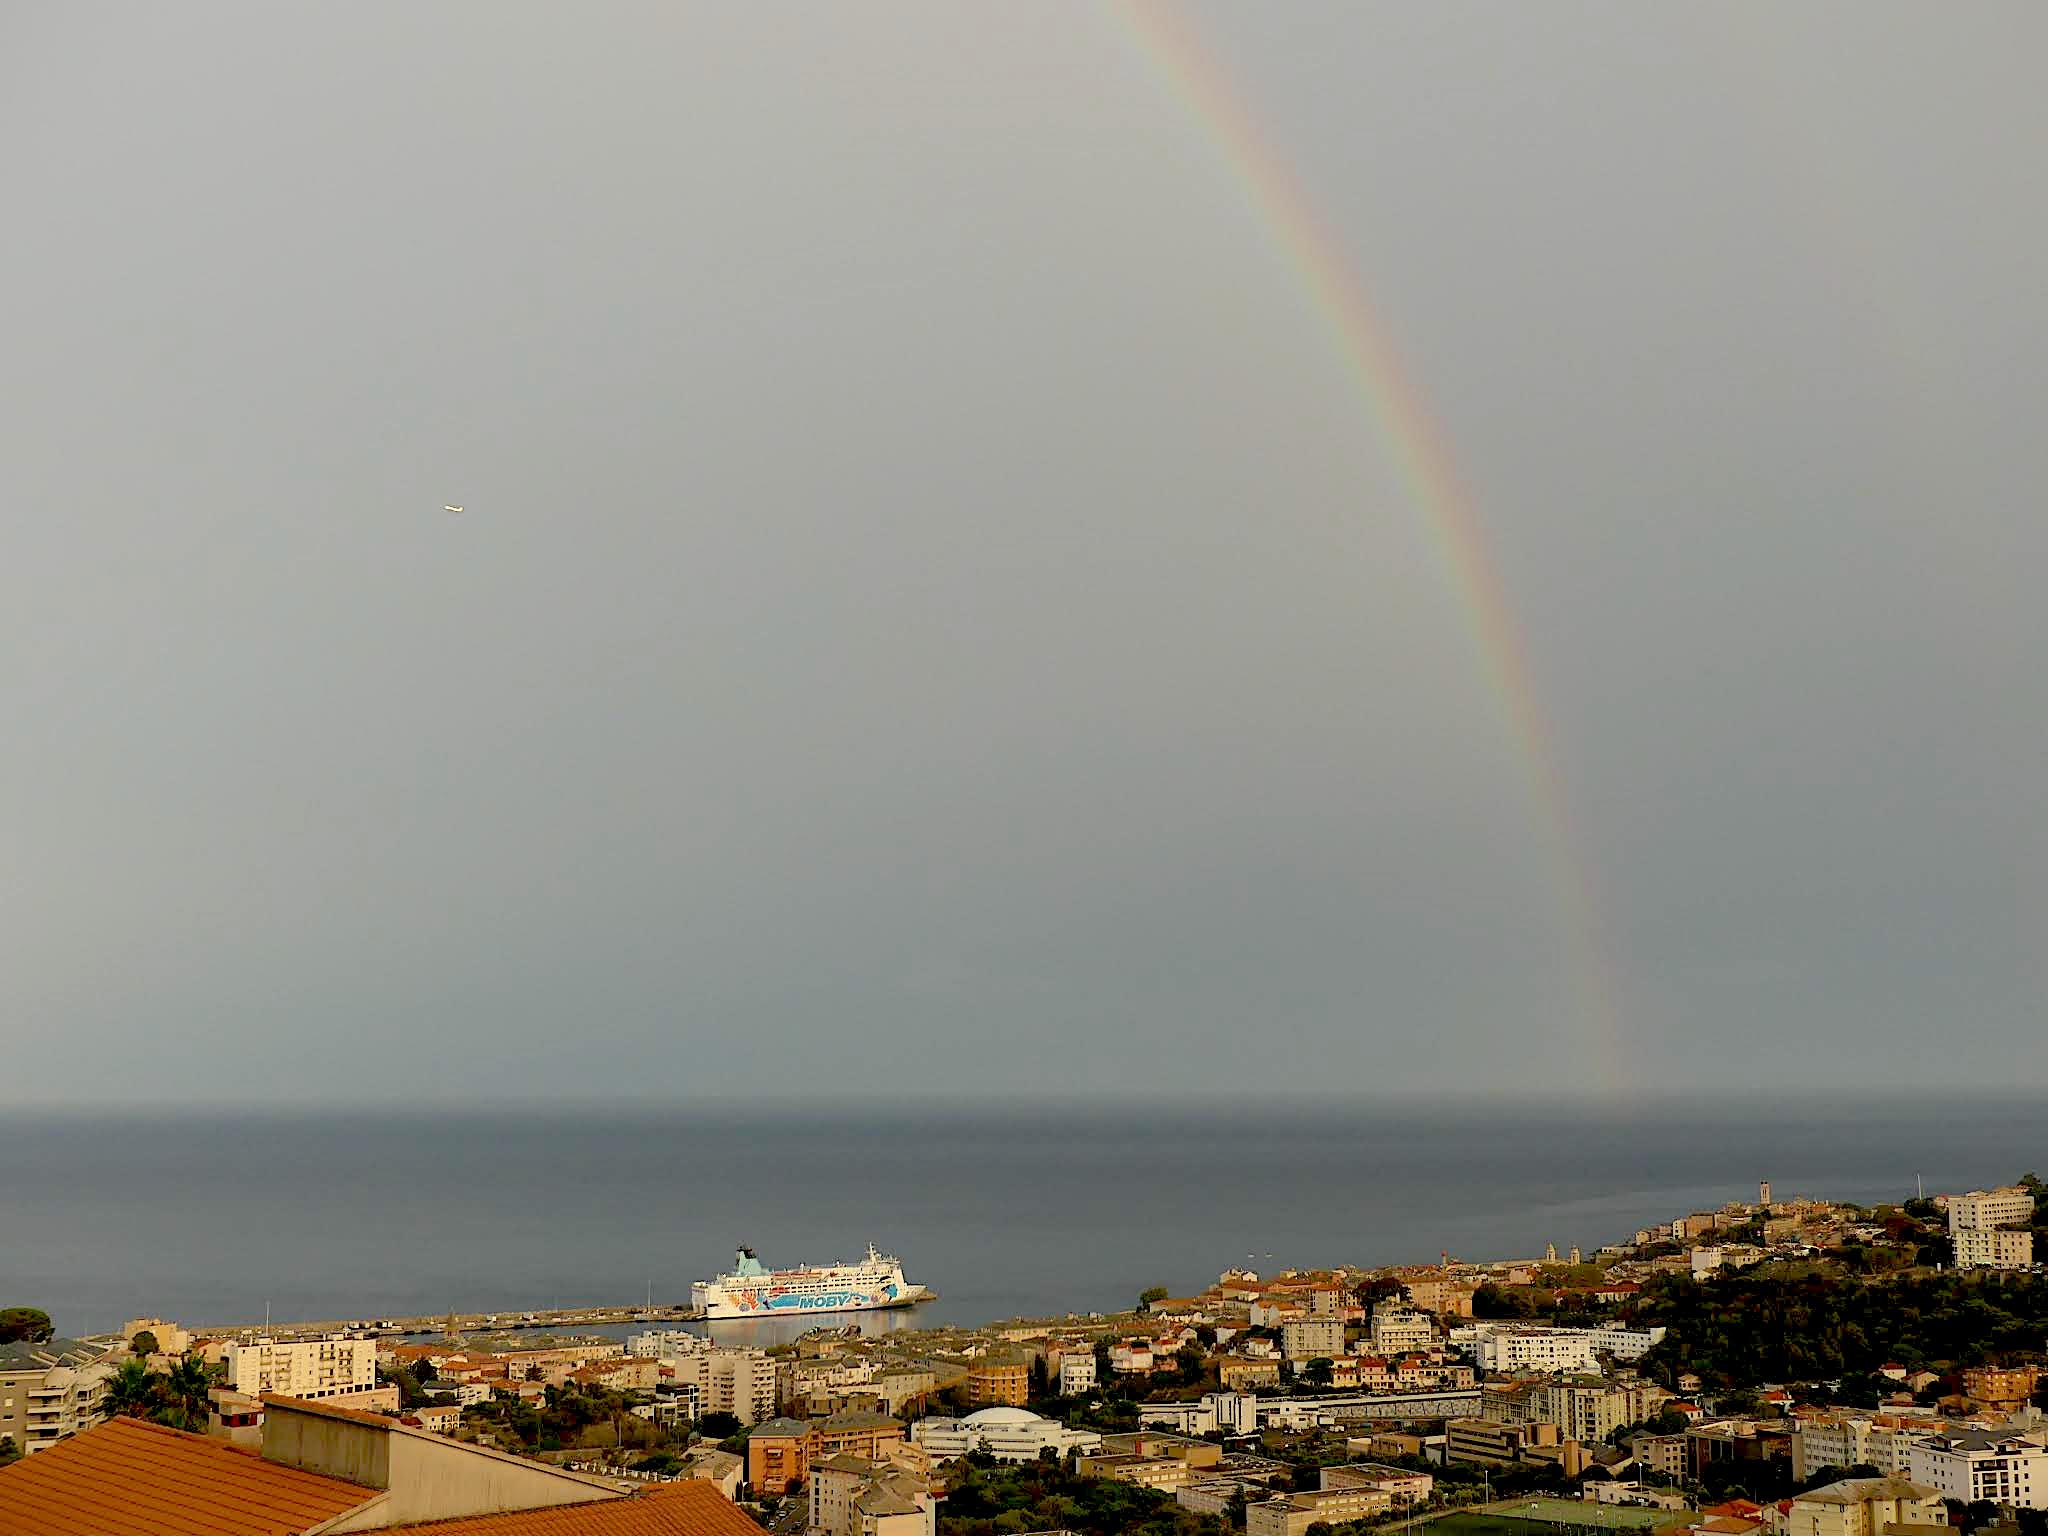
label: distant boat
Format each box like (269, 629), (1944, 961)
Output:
(444, 505), (464, 513)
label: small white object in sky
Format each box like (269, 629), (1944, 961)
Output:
(444, 505), (464, 513)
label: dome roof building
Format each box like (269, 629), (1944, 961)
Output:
(913, 1406), (1101, 1463)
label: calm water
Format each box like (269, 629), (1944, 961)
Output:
(2, 1098), (2040, 1339)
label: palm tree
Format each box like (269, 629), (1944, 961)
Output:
(101, 1360), (160, 1422)
(162, 1357), (216, 1432)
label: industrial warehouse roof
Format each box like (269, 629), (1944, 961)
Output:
(0, 1417), (375, 1535)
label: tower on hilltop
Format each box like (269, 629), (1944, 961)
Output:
(1760, 1179), (1772, 1208)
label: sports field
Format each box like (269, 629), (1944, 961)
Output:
(1427, 1500), (1691, 1536)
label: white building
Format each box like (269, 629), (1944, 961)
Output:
(658, 1345), (776, 1425)
(1059, 1354), (1097, 1396)
(1281, 1318), (1345, 1362)
(1451, 1323), (1664, 1373)
(0, 1352), (111, 1455)
(1909, 1430), (2048, 1508)
(1370, 1308), (1435, 1356)
(1139, 1393), (1263, 1437)
(1946, 1188), (2035, 1234)
(626, 1329), (706, 1359)
(1955, 1227), (2034, 1271)
(423, 1378), (492, 1408)
(223, 1336), (377, 1401)
(912, 1406), (1103, 1463)
(707, 1350), (778, 1426)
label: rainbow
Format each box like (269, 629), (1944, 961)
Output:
(1112, 1), (1630, 1090)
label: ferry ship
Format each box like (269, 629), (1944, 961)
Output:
(691, 1245), (929, 1320)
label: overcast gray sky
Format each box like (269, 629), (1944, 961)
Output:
(6, 3), (2044, 1105)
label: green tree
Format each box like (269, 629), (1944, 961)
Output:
(161, 1357), (217, 1431)
(0, 1308), (54, 1345)
(1303, 1358), (1334, 1388)
(101, 1359), (161, 1421)
(1352, 1277), (1405, 1311)
(1139, 1287), (1170, 1310)
(1472, 1284), (1532, 1320)
(0, 1436), (17, 1467)
(129, 1330), (161, 1357)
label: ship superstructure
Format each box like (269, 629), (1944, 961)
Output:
(691, 1245), (927, 1319)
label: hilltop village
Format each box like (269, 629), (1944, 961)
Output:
(7, 1178), (2048, 1536)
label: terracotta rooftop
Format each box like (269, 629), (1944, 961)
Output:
(378, 1479), (767, 1535)
(0, 1416), (374, 1535)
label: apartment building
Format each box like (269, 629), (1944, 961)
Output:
(1248, 1486), (1393, 1536)
(747, 1418), (815, 1495)
(1954, 1227), (2034, 1271)
(223, 1336), (376, 1402)
(1058, 1353), (1097, 1395)
(1685, 1421), (1796, 1485)
(746, 1410), (909, 1495)
(0, 1342), (111, 1457)
(666, 1347), (778, 1426)
(1370, 1307), (1435, 1355)
(1794, 1415), (1877, 1482)
(1281, 1318), (1345, 1362)
(1791, 1412), (1936, 1481)
(1322, 1462), (1433, 1505)
(1452, 1323), (1665, 1373)
(1537, 1378), (1667, 1442)
(1220, 1358), (1282, 1390)
(1946, 1187), (2035, 1234)
(1075, 1452), (1194, 1491)
(1446, 1417), (1562, 1466)
(120, 1319), (192, 1357)
(1961, 1366), (2042, 1409)
(965, 1358), (1030, 1408)
(627, 1329), (704, 1358)
(1636, 1436), (1689, 1481)
(1909, 1430), (2048, 1508)
(809, 1452), (936, 1536)
(1402, 1278), (1477, 1318)
(1782, 1476), (1947, 1536)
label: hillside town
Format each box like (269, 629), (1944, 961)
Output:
(6, 1178), (2048, 1536)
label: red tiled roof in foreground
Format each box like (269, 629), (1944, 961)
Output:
(0, 1416), (374, 1536)
(379, 1479), (768, 1536)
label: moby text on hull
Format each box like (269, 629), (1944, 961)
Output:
(690, 1245), (932, 1319)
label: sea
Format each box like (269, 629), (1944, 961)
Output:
(2, 1097), (2040, 1342)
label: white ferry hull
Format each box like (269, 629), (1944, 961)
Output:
(691, 1247), (928, 1320)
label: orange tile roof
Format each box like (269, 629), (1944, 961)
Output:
(380, 1479), (767, 1535)
(0, 1417), (374, 1535)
